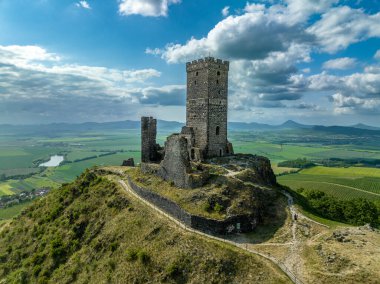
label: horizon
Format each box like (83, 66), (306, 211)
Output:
(1, 0), (380, 125)
(1, 118), (379, 129)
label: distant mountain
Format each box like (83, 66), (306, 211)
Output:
(1, 119), (379, 137)
(228, 120), (312, 131)
(351, 123), (380, 131)
(278, 120), (313, 129)
(312, 125), (380, 136)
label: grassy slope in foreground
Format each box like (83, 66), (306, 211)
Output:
(0, 170), (290, 284)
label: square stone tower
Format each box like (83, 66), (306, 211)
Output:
(186, 57), (231, 158)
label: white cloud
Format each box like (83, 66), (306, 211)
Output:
(118, 0), (180, 17)
(221, 6), (230, 17)
(323, 57), (357, 70)
(160, 7), (312, 63)
(331, 93), (380, 114)
(285, 0), (338, 23)
(76, 1), (91, 9)
(375, 50), (380, 60)
(308, 6), (380, 53)
(0, 45), (167, 123)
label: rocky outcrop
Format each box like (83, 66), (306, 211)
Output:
(122, 158), (135, 167)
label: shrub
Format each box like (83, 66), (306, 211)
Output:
(137, 250), (150, 264)
(125, 248), (138, 261)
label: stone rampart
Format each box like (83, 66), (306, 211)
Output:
(127, 176), (257, 234)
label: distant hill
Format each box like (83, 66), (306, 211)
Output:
(312, 125), (380, 136)
(351, 123), (380, 131)
(1, 119), (379, 136)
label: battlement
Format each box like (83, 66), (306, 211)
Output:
(186, 57), (229, 72)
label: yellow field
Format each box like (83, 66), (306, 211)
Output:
(0, 183), (14, 196)
(272, 165), (298, 175)
(300, 166), (380, 178)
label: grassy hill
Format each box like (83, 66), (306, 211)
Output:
(0, 170), (290, 284)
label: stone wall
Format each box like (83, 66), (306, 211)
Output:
(141, 117), (160, 163)
(158, 134), (191, 188)
(127, 176), (258, 234)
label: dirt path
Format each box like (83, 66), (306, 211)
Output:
(116, 178), (303, 284)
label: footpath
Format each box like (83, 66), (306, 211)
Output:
(117, 178), (304, 284)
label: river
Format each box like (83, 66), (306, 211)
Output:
(39, 155), (64, 167)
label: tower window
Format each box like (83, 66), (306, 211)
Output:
(196, 71), (198, 76)
(216, 80), (219, 84)
(217, 71), (220, 76)
(218, 90), (221, 95)
(194, 80), (197, 85)
(216, 126), (220, 135)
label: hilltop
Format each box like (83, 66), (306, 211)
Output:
(0, 170), (290, 283)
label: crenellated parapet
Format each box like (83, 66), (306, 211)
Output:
(186, 57), (229, 72)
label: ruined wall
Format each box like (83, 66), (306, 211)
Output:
(127, 177), (258, 234)
(158, 134), (191, 188)
(141, 116), (159, 163)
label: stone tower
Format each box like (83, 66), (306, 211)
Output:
(141, 116), (159, 162)
(186, 57), (231, 158)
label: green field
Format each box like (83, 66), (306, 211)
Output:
(0, 183), (14, 196)
(301, 166), (380, 178)
(278, 166), (380, 201)
(0, 201), (33, 220)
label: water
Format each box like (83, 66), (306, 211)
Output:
(39, 155), (64, 167)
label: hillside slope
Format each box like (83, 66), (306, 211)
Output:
(0, 170), (290, 284)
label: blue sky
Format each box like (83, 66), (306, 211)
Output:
(0, 0), (380, 125)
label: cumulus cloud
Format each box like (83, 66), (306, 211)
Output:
(76, 1), (91, 9)
(118, 0), (180, 17)
(331, 93), (380, 114)
(131, 85), (185, 106)
(160, 6), (313, 63)
(308, 6), (380, 53)
(221, 6), (230, 17)
(0, 45), (167, 123)
(285, 0), (338, 23)
(323, 57), (357, 70)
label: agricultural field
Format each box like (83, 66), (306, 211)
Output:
(278, 166), (380, 201)
(1, 124), (380, 220)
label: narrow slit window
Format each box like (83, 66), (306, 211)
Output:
(217, 71), (220, 76)
(216, 79), (219, 84)
(196, 71), (198, 76)
(194, 80), (197, 85)
(216, 126), (220, 135)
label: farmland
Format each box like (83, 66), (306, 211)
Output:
(1, 122), (380, 220)
(278, 167), (380, 201)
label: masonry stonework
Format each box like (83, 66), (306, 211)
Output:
(141, 117), (160, 163)
(186, 57), (233, 158)
(140, 57), (234, 188)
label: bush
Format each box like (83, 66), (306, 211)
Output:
(125, 248), (138, 261)
(297, 188), (379, 226)
(137, 250), (150, 264)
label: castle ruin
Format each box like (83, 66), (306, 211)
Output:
(141, 57), (234, 188)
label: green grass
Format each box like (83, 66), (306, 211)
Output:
(279, 178), (379, 201)
(278, 166), (380, 201)
(0, 201), (32, 220)
(0, 172), (291, 284)
(0, 168), (41, 178)
(50, 152), (140, 183)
